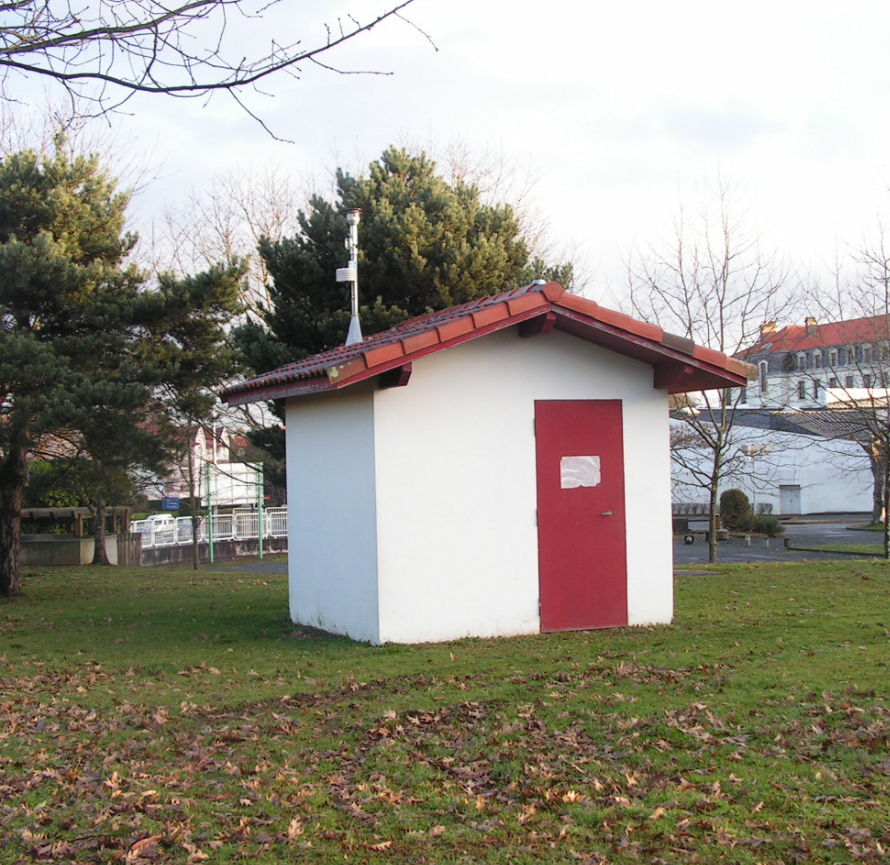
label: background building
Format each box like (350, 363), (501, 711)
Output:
(739, 315), (890, 410)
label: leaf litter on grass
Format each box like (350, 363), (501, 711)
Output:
(1, 562), (890, 862)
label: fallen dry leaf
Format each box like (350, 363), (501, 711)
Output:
(126, 834), (163, 862)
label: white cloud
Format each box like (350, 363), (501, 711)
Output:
(99, 0), (890, 297)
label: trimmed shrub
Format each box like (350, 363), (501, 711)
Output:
(720, 488), (751, 528)
(753, 515), (784, 537)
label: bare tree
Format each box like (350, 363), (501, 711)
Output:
(0, 1), (424, 130)
(627, 176), (788, 563)
(779, 225), (890, 555)
(157, 163), (306, 314)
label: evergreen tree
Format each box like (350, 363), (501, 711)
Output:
(153, 262), (247, 570)
(235, 146), (573, 374)
(0, 147), (139, 594)
(0, 146), (246, 594)
(233, 146), (572, 476)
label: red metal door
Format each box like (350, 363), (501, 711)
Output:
(535, 400), (628, 631)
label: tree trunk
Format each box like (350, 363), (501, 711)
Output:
(883, 447), (890, 560)
(0, 442), (28, 597)
(869, 445), (885, 525)
(186, 442), (200, 570)
(708, 476), (720, 564)
(872, 478), (884, 526)
(92, 497), (110, 565)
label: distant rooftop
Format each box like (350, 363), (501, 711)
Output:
(742, 315), (890, 357)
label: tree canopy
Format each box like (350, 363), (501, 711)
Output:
(0, 145), (245, 594)
(236, 145), (573, 375)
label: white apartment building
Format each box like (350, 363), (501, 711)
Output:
(739, 314), (890, 409)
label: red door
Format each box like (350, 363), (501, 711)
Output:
(535, 400), (628, 631)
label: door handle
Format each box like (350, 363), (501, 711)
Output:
(601, 511), (613, 516)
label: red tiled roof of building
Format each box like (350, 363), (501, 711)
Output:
(222, 282), (754, 406)
(741, 315), (890, 358)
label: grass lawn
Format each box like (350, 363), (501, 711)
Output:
(2, 560), (890, 864)
(796, 544), (886, 556)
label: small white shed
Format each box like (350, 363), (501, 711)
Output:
(224, 282), (751, 644)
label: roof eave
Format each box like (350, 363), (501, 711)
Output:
(551, 309), (754, 392)
(222, 304), (552, 406)
(223, 374), (336, 406)
(222, 296), (754, 406)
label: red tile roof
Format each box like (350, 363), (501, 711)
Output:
(741, 315), (890, 357)
(222, 282), (754, 406)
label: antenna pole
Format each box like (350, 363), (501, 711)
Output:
(336, 209), (363, 346)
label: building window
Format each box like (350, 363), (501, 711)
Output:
(797, 352), (806, 370)
(812, 379), (820, 399)
(798, 380), (806, 400)
(814, 352), (823, 368)
(864, 345), (872, 364)
(739, 386), (747, 404)
(829, 377), (838, 388)
(759, 361), (769, 393)
(829, 349), (838, 367)
(864, 374), (873, 387)
(845, 375), (855, 388)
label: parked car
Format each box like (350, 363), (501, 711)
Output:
(133, 513), (176, 535)
(145, 513), (175, 526)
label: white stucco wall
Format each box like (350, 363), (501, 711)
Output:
(283, 326), (676, 644)
(285, 392), (381, 643)
(672, 422), (872, 515)
(370, 328), (673, 643)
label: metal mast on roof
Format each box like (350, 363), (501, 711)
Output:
(336, 208), (363, 346)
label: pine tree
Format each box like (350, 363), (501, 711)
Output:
(153, 262), (248, 570)
(0, 146), (246, 594)
(235, 145), (573, 373)
(233, 146), (572, 476)
(0, 147), (142, 594)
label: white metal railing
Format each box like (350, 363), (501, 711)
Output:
(132, 507), (287, 549)
(210, 512), (234, 541)
(265, 507), (288, 538)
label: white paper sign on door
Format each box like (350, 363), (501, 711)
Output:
(560, 455), (601, 489)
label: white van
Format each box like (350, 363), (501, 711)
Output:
(145, 513), (175, 527)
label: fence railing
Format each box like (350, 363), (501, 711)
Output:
(132, 507), (288, 550)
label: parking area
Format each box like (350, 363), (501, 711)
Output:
(206, 518), (885, 573)
(674, 513), (883, 565)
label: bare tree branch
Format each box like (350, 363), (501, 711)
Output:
(625, 174), (793, 562)
(0, 0), (422, 125)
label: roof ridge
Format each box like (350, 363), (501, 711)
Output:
(223, 281), (750, 405)
(232, 283), (556, 387)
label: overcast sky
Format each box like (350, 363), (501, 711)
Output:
(101, 0), (890, 301)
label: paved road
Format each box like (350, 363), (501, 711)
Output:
(207, 517), (885, 573)
(674, 513), (884, 565)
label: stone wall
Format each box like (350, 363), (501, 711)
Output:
(139, 537), (288, 567)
